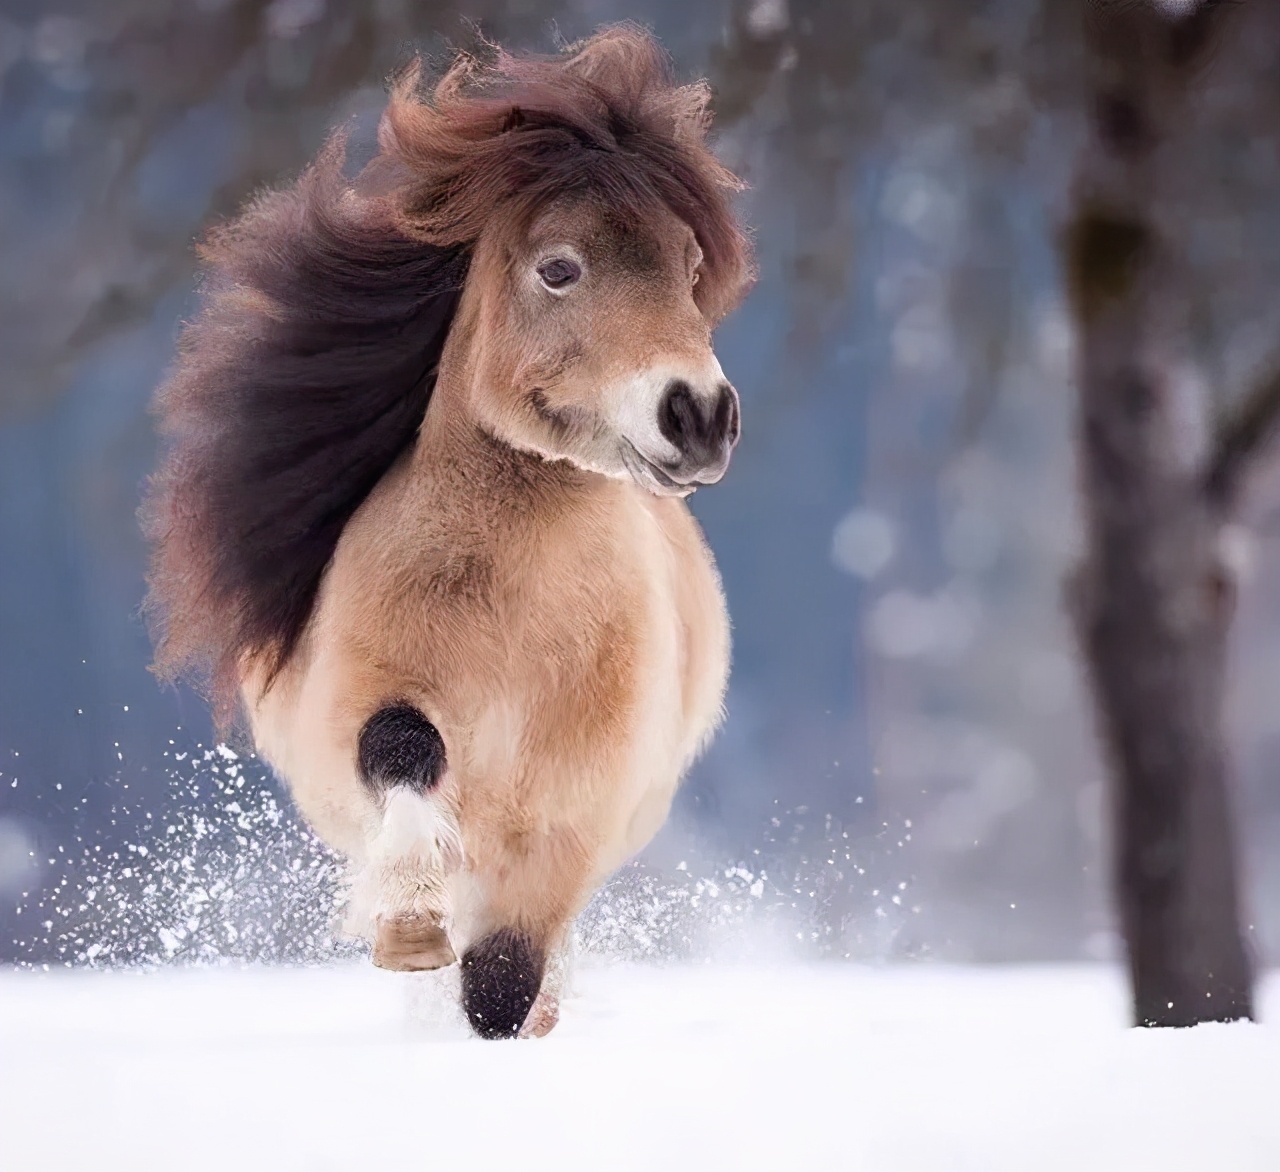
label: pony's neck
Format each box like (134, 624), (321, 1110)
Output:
(418, 302), (483, 447)
(416, 308), (592, 499)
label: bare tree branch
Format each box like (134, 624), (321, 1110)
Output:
(1206, 364), (1280, 506)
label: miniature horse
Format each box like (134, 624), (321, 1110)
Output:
(144, 25), (753, 1038)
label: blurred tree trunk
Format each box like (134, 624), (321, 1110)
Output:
(1063, 0), (1258, 1026)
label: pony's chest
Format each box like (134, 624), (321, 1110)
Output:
(620, 494), (730, 736)
(513, 492), (723, 702)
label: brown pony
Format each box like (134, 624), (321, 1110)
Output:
(143, 25), (753, 1039)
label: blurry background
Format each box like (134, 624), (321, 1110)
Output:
(2, 0), (1278, 967)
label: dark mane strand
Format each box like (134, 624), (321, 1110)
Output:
(143, 24), (753, 723)
(144, 139), (468, 720)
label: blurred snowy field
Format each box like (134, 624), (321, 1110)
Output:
(2, 962), (1277, 1172)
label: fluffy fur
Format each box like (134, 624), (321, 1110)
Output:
(143, 24), (750, 722)
(143, 24), (753, 1038)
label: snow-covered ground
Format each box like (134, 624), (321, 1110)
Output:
(2, 962), (1276, 1171)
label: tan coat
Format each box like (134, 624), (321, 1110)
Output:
(143, 25), (753, 1038)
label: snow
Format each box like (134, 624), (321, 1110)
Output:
(2, 962), (1277, 1171)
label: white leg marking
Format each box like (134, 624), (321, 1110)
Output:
(345, 785), (464, 971)
(374, 786), (463, 872)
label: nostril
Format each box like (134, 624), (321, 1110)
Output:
(659, 380), (701, 451)
(714, 382), (740, 447)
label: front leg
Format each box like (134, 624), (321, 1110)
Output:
(346, 704), (463, 971)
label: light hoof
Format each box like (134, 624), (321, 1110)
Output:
(519, 990), (560, 1039)
(371, 913), (457, 972)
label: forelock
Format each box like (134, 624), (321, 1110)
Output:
(373, 23), (755, 322)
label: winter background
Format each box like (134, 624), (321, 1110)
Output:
(1, 1), (1279, 1169)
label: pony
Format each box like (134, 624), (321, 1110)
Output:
(143, 24), (753, 1039)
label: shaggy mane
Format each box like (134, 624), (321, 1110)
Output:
(143, 23), (754, 723)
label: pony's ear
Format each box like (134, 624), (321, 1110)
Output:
(560, 23), (668, 91)
(561, 28), (711, 147)
(670, 80), (713, 146)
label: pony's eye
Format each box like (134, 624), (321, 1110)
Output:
(537, 257), (582, 291)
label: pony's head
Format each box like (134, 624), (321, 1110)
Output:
(145, 24), (752, 717)
(380, 25), (754, 495)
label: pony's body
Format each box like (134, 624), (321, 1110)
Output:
(247, 375), (730, 975)
(145, 26), (752, 1038)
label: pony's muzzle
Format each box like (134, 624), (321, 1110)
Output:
(656, 378), (740, 487)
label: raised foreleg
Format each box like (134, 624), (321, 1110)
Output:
(348, 703), (463, 971)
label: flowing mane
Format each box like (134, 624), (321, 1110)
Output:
(143, 23), (754, 722)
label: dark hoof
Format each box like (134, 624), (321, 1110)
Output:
(461, 929), (545, 1039)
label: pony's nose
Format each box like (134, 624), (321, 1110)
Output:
(658, 379), (740, 481)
